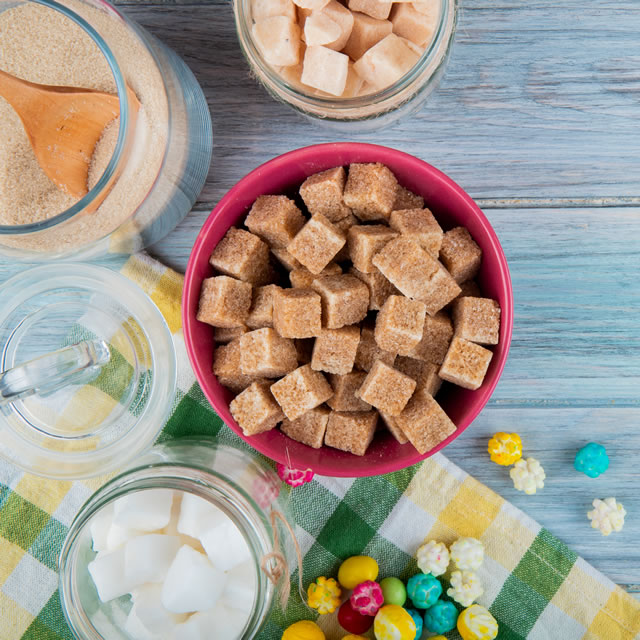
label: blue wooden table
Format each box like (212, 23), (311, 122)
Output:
(1, 0), (638, 599)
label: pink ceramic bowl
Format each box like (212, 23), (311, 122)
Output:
(183, 143), (513, 477)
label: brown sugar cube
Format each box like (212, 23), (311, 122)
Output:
(290, 263), (342, 288)
(197, 276), (252, 328)
(239, 328), (298, 377)
(281, 406), (330, 449)
(324, 410), (378, 456)
(395, 392), (456, 454)
(355, 324), (396, 371)
(395, 356), (442, 397)
(272, 288), (322, 338)
(327, 371), (372, 411)
(212, 339), (257, 393)
(348, 0), (391, 21)
(347, 225), (398, 273)
(379, 411), (408, 444)
(299, 167), (351, 222)
(209, 227), (273, 285)
(439, 227), (482, 284)
(311, 326), (360, 374)
(246, 284), (282, 330)
(447, 279), (483, 308)
(389, 208), (443, 257)
(270, 364), (334, 420)
(213, 325), (248, 344)
(311, 274), (370, 329)
(407, 311), (453, 364)
(343, 163), (399, 222)
(295, 338), (315, 364)
(287, 214), (346, 274)
(355, 360), (416, 416)
(230, 381), (284, 436)
(453, 297), (501, 346)
(245, 195), (306, 249)
(349, 267), (399, 311)
(333, 213), (359, 261)
(390, 2), (438, 46)
(393, 185), (424, 211)
(271, 247), (303, 271)
(439, 336), (493, 390)
(372, 237), (461, 314)
(343, 12), (393, 60)
(374, 295), (427, 356)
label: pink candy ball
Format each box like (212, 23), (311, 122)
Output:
(277, 463), (315, 487)
(350, 580), (384, 616)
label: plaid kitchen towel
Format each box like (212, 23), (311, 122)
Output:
(0, 254), (638, 640)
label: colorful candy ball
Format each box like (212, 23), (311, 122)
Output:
(416, 540), (450, 576)
(276, 463), (314, 487)
(457, 604), (499, 640)
(424, 600), (459, 634)
(338, 599), (374, 635)
(380, 577), (407, 607)
(406, 573), (442, 609)
(338, 555), (379, 589)
(282, 620), (326, 640)
(373, 604), (416, 640)
(307, 576), (342, 614)
(574, 443), (609, 478)
(487, 432), (522, 466)
(341, 636), (368, 640)
(405, 608), (423, 639)
(450, 537), (484, 571)
(351, 580), (384, 616)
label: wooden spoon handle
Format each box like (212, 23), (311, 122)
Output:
(0, 69), (42, 117)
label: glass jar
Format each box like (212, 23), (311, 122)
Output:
(59, 438), (289, 639)
(233, 0), (457, 129)
(0, 0), (212, 260)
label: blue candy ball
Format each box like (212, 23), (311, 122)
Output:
(574, 442), (609, 478)
(406, 573), (442, 609)
(424, 599), (459, 634)
(405, 608), (423, 639)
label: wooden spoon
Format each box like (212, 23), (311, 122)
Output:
(0, 69), (140, 199)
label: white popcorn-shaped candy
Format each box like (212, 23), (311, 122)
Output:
(201, 520), (252, 572)
(161, 545), (226, 613)
(90, 504), (114, 552)
(587, 498), (626, 536)
(113, 489), (174, 532)
(88, 547), (135, 602)
(450, 537), (484, 571)
(252, 17), (301, 67)
(223, 560), (257, 606)
(416, 540), (450, 576)
(293, 0), (330, 10)
(177, 493), (228, 540)
(353, 33), (420, 90)
(391, 2), (438, 46)
(251, 0), (296, 22)
(320, 0), (355, 51)
(301, 46), (349, 96)
(124, 534), (181, 585)
(510, 457), (545, 495)
(304, 12), (341, 47)
(131, 584), (187, 634)
(447, 570), (484, 607)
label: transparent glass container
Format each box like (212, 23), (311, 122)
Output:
(233, 0), (457, 129)
(59, 439), (288, 640)
(0, 0), (212, 260)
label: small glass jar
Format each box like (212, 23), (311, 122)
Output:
(59, 438), (289, 639)
(233, 0), (457, 129)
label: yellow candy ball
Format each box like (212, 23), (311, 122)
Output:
(457, 604), (498, 640)
(337, 555), (379, 589)
(373, 604), (416, 640)
(431, 637), (448, 640)
(342, 636), (368, 640)
(282, 620), (326, 640)
(488, 432), (522, 466)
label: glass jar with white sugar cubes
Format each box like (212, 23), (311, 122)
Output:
(234, 0), (457, 127)
(59, 438), (291, 639)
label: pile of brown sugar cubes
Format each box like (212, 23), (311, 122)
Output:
(250, 0), (440, 98)
(197, 162), (501, 458)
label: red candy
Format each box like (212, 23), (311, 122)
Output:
(338, 600), (374, 635)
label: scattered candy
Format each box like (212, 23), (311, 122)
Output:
(416, 540), (450, 576)
(341, 636), (367, 640)
(450, 537), (484, 571)
(587, 497), (626, 536)
(447, 570), (484, 607)
(338, 599), (374, 635)
(430, 637), (448, 640)
(457, 604), (498, 640)
(574, 443), (609, 478)
(338, 555), (379, 589)
(423, 599), (459, 634)
(380, 577), (407, 607)
(404, 608), (423, 639)
(308, 576), (342, 614)
(277, 463), (315, 487)
(373, 604), (416, 640)
(510, 457), (545, 494)
(350, 580), (384, 616)
(406, 573), (442, 609)
(487, 432), (522, 466)
(282, 620), (326, 640)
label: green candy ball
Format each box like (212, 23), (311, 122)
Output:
(380, 577), (407, 607)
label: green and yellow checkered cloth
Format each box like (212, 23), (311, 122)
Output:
(0, 254), (638, 640)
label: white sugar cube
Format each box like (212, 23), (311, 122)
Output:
(124, 534), (181, 585)
(88, 547), (135, 602)
(130, 584), (187, 634)
(320, 0), (354, 51)
(391, 2), (438, 46)
(90, 504), (114, 552)
(301, 46), (349, 96)
(223, 561), (257, 606)
(251, 0), (296, 22)
(177, 493), (228, 540)
(170, 606), (248, 640)
(106, 522), (142, 552)
(124, 607), (154, 640)
(353, 33), (419, 89)
(162, 545), (226, 614)
(252, 16), (301, 67)
(293, 0), (330, 9)
(200, 520), (251, 572)
(112, 489), (174, 532)
(304, 12), (341, 47)
(159, 490), (183, 536)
